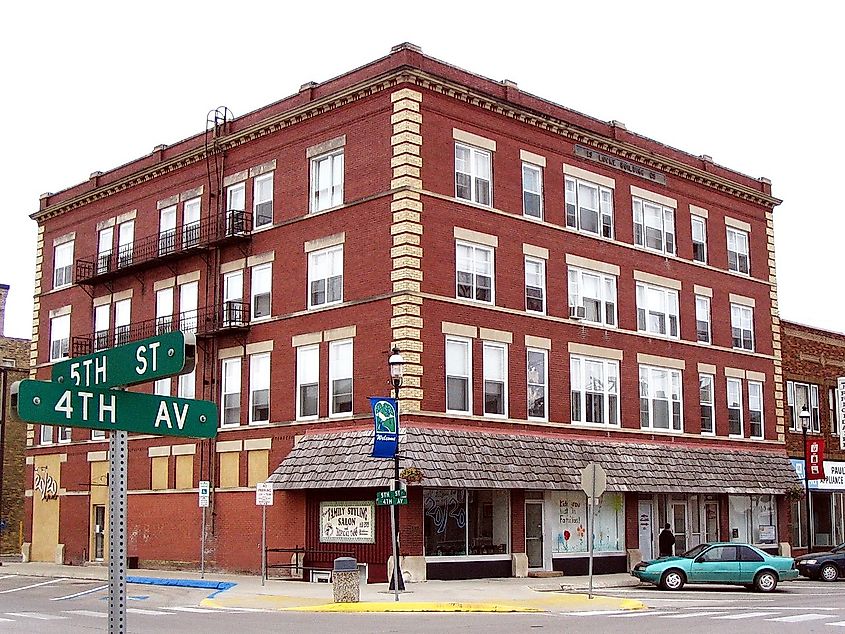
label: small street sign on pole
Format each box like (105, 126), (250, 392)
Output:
(375, 489), (408, 506)
(256, 482), (274, 586)
(580, 463), (607, 600)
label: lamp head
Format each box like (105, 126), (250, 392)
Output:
(388, 347), (405, 381)
(799, 404), (811, 431)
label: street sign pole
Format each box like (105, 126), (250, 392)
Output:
(588, 463), (596, 600)
(261, 505), (267, 587)
(108, 430), (128, 634)
(201, 507), (206, 580)
(390, 494), (399, 603)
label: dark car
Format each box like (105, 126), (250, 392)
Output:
(795, 542), (845, 581)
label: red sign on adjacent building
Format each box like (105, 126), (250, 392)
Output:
(806, 438), (826, 480)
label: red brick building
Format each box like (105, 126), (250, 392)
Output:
(781, 321), (845, 552)
(25, 43), (798, 581)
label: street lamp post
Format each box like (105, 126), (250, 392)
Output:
(387, 347), (405, 593)
(800, 405), (812, 553)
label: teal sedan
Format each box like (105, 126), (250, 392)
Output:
(632, 542), (798, 592)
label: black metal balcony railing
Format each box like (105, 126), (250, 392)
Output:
(71, 302), (251, 357)
(75, 210), (253, 284)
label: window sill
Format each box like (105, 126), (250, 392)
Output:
(570, 421), (621, 429)
(641, 427), (683, 435)
(424, 554), (510, 563)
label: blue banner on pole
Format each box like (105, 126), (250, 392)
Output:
(370, 396), (399, 459)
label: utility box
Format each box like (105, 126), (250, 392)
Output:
(332, 557), (360, 603)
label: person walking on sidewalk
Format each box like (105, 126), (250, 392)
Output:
(659, 523), (676, 557)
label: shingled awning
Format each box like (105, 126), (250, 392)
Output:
(268, 427), (800, 495)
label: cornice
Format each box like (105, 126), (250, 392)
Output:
(34, 67), (779, 223)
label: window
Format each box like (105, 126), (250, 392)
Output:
(727, 377), (743, 437)
(296, 345), (319, 420)
(639, 365), (683, 431)
(565, 176), (613, 238)
(117, 220), (134, 268)
(787, 381), (820, 432)
(730, 304), (754, 351)
(1, 358), (15, 368)
(731, 494), (778, 545)
(695, 295), (711, 344)
(456, 242), (494, 304)
(636, 282), (679, 338)
(91, 428), (106, 441)
(159, 205), (176, 255)
(223, 270), (244, 326)
(250, 353), (270, 424)
(253, 173), (273, 228)
(178, 368), (195, 399)
(113, 299), (130, 347)
(329, 339), (353, 416)
(446, 337), (471, 414)
(50, 313), (70, 361)
(179, 281), (198, 334)
(483, 342), (507, 417)
(830, 387), (840, 439)
(522, 162), (542, 219)
(699, 373), (715, 434)
(526, 348), (547, 421)
(154, 377), (170, 396)
(633, 197), (675, 254)
(455, 143), (491, 206)
(40, 425), (53, 445)
(568, 267), (617, 326)
(58, 427), (71, 443)
(727, 227), (750, 274)
(226, 184), (245, 235)
(749, 381), (764, 439)
(308, 246), (343, 308)
(54, 241), (74, 288)
(571, 356), (619, 426)
(524, 257), (545, 313)
(156, 287), (173, 335)
(221, 357), (241, 427)
(97, 226), (113, 274)
(423, 488), (510, 556)
(691, 216), (707, 263)
(251, 263), (271, 320)
(311, 150), (344, 212)
(183, 197), (201, 248)
(93, 304), (110, 352)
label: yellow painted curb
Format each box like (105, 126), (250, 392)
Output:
(293, 601), (541, 613)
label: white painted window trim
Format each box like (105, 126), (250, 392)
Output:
(296, 344), (319, 421)
(748, 380), (764, 440)
(691, 215), (708, 264)
(454, 142), (493, 207)
(570, 355), (620, 427)
(635, 282), (680, 339)
(526, 348), (548, 422)
(251, 262), (272, 321)
(445, 336), (473, 415)
(328, 339), (353, 418)
(482, 341), (508, 418)
(727, 377), (744, 438)
(633, 196), (676, 255)
(522, 161), (543, 220)
(455, 240), (495, 305)
(699, 373), (716, 436)
(249, 352), (271, 425)
(53, 240), (74, 289)
(524, 256), (546, 315)
(308, 245), (344, 309)
(568, 266), (618, 327)
(49, 313), (70, 362)
(730, 303), (755, 351)
(695, 295), (712, 344)
(220, 357), (242, 428)
(40, 425), (53, 445)
(310, 149), (344, 213)
(565, 174), (614, 239)
(726, 226), (750, 275)
(639, 364), (684, 433)
(253, 172), (274, 228)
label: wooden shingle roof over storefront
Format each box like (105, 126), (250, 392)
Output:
(269, 427), (800, 494)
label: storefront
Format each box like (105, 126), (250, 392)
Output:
(791, 459), (845, 548)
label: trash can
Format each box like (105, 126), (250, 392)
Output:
(332, 557), (360, 603)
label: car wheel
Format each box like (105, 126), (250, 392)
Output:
(820, 564), (839, 582)
(754, 570), (778, 593)
(660, 569), (685, 591)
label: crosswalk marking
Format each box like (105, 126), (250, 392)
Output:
(0, 617), (13, 622)
(127, 608), (172, 615)
(711, 612), (780, 620)
(166, 606), (216, 613)
(5, 612), (67, 620)
(767, 613), (832, 623)
(566, 610), (632, 616)
(661, 611), (727, 619)
(0, 578), (67, 594)
(609, 611), (670, 618)
(52, 584), (109, 601)
(828, 622), (845, 627)
(64, 610), (107, 618)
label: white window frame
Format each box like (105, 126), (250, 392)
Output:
(220, 357), (241, 428)
(695, 295), (711, 344)
(40, 425), (53, 445)
(699, 373), (715, 435)
(633, 196), (675, 255)
(91, 428), (106, 441)
(524, 256), (546, 314)
(568, 266), (617, 326)
(727, 377), (744, 438)
(253, 172), (274, 228)
(482, 342), (508, 418)
(53, 241), (74, 289)
(445, 336), (472, 415)
(226, 183), (245, 213)
(639, 365), (683, 432)
(522, 162), (543, 219)
(50, 313), (70, 362)
(526, 348), (548, 421)
(117, 220), (134, 268)
(178, 368), (195, 399)
(182, 197), (201, 248)
(57, 426), (71, 443)
(154, 377), (171, 397)
(565, 176), (614, 238)
(310, 150), (344, 212)
(727, 227), (750, 275)
(456, 241), (494, 304)
(329, 339), (353, 418)
(179, 281), (198, 334)
(97, 226), (113, 274)
(454, 142), (492, 207)
(730, 303), (755, 351)
(308, 245), (343, 309)
(636, 282), (679, 339)
(251, 263), (272, 321)
(156, 287), (173, 335)
(570, 355), (620, 427)
(830, 387), (839, 439)
(249, 352), (270, 425)
(223, 270), (244, 326)
(94, 303), (110, 352)
(691, 216), (707, 263)
(113, 298), (131, 347)
(748, 380), (764, 439)
(159, 205), (177, 255)
(296, 344), (319, 421)
(787, 381), (820, 432)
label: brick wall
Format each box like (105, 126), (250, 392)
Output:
(1, 334), (29, 554)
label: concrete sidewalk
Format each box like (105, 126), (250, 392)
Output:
(0, 560), (645, 613)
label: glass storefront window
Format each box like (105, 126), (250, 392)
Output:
(423, 489), (510, 556)
(550, 491), (625, 553)
(729, 494), (777, 545)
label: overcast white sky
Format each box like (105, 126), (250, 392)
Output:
(1, 1), (842, 340)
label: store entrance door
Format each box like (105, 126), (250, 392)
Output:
(638, 500), (654, 560)
(93, 505), (106, 561)
(704, 501), (719, 543)
(525, 502), (544, 568)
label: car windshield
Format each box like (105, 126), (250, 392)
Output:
(681, 544), (710, 559)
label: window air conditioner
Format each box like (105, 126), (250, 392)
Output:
(569, 305), (586, 320)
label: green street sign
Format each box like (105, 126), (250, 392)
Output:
(51, 331), (196, 389)
(13, 379), (218, 439)
(376, 489), (408, 506)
